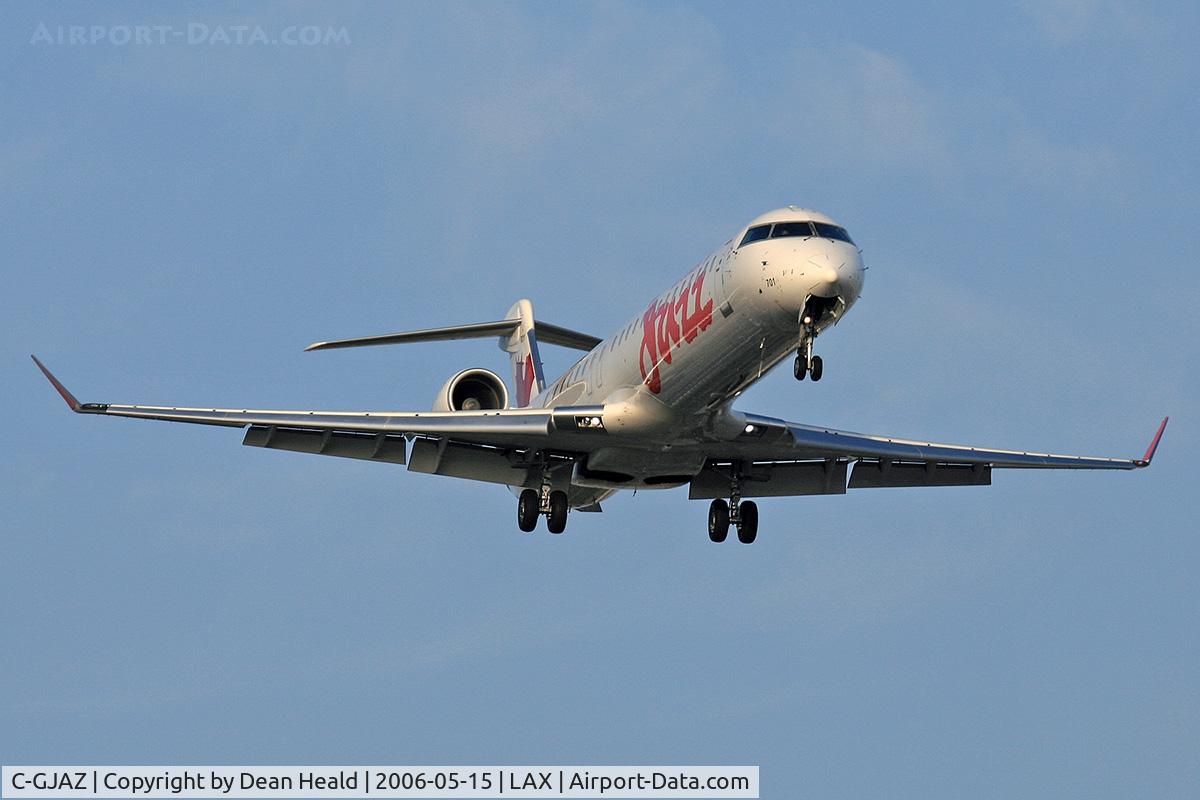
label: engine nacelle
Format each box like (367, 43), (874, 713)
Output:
(433, 368), (509, 412)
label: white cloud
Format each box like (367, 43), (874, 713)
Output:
(1018, 0), (1106, 41)
(1017, 0), (1159, 43)
(339, 2), (726, 166)
(439, 4), (726, 162)
(1004, 129), (1123, 191)
(767, 45), (954, 173)
(766, 42), (1137, 196)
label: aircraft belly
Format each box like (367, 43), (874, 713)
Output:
(654, 296), (780, 411)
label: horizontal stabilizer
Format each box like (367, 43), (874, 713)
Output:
(306, 320), (519, 351)
(529, 321), (603, 351)
(306, 319), (601, 352)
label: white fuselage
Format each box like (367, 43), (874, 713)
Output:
(532, 208), (865, 441)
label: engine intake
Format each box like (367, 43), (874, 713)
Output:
(433, 368), (509, 412)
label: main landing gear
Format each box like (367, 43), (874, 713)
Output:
(794, 314), (823, 382)
(517, 486), (569, 534)
(707, 467), (758, 544)
(708, 499), (758, 544)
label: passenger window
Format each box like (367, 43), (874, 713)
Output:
(738, 225), (771, 247)
(770, 221), (814, 239)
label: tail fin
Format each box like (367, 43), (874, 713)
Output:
(501, 299), (545, 407)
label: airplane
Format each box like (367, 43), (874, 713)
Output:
(32, 206), (1167, 543)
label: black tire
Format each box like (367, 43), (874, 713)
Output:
(708, 499), (730, 542)
(737, 500), (758, 544)
(547, 490), (568, 534)
(517, 488), (539, 532)
(794, 354), (807, 381)
(810, 355), (823, 382)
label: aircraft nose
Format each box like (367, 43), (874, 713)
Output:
(751, 237), (865, 317)
(807, 249), (859, 300)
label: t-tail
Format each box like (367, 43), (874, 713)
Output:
(501, 299), (545, 407)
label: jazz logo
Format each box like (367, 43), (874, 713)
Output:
(639, 268), (713, 393)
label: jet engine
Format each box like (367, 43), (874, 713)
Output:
(433, 368), (509, 412)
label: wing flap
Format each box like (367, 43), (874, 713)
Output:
(688, 460), (847, 499)
(243, 425), (409, 464)
(407, 438), (535, 487)
(848, 460), (991, 488)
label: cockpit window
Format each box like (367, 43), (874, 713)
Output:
(739, 224), (771, 247)
(813, 222), (855, 244)
(740, 220), (856, 247)
(770, 221), (815, 239)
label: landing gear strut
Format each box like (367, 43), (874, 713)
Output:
(794, 313), (824, 382)
(708, 467), (758, 544)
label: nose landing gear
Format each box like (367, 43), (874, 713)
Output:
(792, 331), (820, 381)
(794, 352), (823, 381)
(794, 321), (823, 382)
(795, 296), (839, 382)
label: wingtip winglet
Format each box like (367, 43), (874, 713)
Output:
(31, 354), (81, 412)
(1136, 416), (1168, 467)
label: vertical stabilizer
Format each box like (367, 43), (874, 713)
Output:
(500, 299), (545, 407)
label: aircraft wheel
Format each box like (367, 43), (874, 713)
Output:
(517, 488), (539, 532)
(809, 355), (823, 382)
(546, 490), (568, 534)
(708, 499), (730, 542)
(737, 501), (758, 544)
(794, 354), (807, 380)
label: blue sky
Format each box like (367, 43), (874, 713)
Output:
(3, 1), (1198, 796)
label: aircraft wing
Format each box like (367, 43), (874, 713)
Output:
(35, 354), (1165, 499)
(31, 356), (607, 464)
(685, 410), (1166, 499)
(738, 412), (1167, 470)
